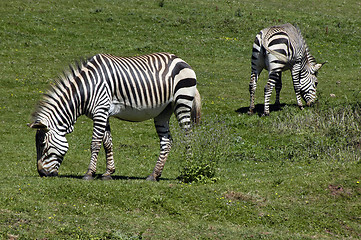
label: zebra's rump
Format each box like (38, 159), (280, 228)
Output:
(109, 99), (172, 122)
(260, 23), (303, 64)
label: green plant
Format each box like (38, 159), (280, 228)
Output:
(175, 118), (230, 183)
(178, 159), (219, 184)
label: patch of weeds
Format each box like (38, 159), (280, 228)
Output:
(174, 116), (231, 183)
(178, 160), (218, 184)
(269, 104), (361, 161)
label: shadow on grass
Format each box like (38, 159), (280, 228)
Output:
(58, 174), (173, 181)
(235, 103), (288, 116)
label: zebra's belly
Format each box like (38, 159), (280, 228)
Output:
(109, 100), (170, 122)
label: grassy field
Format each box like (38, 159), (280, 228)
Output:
(1, 0), (360, 239)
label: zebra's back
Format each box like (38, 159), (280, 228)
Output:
(87, 53), (196, 121)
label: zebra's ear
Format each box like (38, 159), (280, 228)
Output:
(27, 121), (49, 131)
(313, 61), (327, 72)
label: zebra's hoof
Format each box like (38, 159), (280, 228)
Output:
(82, 174), (94, 180)
(247, 110), (254, 115)
(146, 174), (159, 181)
(262, 112), (270, 117)
(101, 175), (113, 181)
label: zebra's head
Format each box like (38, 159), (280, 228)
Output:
(29, 121), (69, 177)
(301, 62), (325, 106)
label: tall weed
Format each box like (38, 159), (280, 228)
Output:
(273, 103), (361, 144)
(172, 116), (231, 183)
(270, 103), (361, 162)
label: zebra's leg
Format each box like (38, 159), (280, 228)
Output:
(101, 120), (115, 180)
(83, 140), (102, 180)
(249, 53), (264, 114)
(294, 86), (304, 110)
(146, 105), (173, 181)
(291, 65), (304, 110)
(83, 115), (108, 180)
(263, 71), (280, 116)
(249, 33), (264, 115)
(248, 71), (259, 115)
(274, 72), (282, 108)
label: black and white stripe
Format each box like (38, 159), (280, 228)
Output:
(29, 52), (201, 181)
(248, 23), (325, 116)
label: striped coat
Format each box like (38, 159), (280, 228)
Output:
(29, 53), (201, 181)
(248, 23), (325, 115)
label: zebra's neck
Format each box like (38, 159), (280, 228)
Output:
(305, 46), (317, 66)
(33, 61), (92, 134)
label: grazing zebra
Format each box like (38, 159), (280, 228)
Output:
(248, 23), (325, 116)
(28, 52), (201, 181)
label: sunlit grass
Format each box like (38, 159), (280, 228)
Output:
(1, 0), (360, 239)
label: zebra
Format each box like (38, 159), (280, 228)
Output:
(28, 52), (201, 181)
(248, 23), (325, 116)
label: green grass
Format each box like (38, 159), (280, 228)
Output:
(1, 0), (360, 239)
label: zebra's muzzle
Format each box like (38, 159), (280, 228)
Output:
(306, 101), (314, 107)
(37, 160), (58, 177)
(38, 168), (58, 177)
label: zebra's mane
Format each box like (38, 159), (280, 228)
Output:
(293, 25), (317, 65)
(31, 57), (90, 123)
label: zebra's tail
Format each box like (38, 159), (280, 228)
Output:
(191, 88), (201, 125)
(262, 40), (289, 63)
(262, 28), (289, 63)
